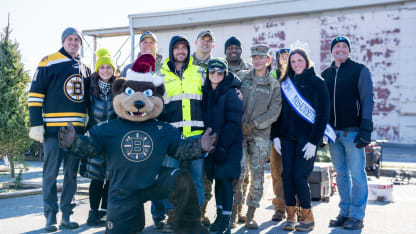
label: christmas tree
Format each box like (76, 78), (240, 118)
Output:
(0, 15), (31, 178)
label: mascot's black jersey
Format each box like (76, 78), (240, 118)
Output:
(28, 47), (90, 137)
(72, 118), (203, 197)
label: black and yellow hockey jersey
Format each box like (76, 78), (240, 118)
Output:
(28, 47), (91, 137)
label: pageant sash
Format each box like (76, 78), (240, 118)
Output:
(281, 78), (336, 143)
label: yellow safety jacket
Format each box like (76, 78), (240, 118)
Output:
(160, 57), (205, 137)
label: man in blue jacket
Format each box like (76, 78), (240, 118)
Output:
(322, 36), (374, 230)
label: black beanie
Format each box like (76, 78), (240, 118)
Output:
(330, 36), (351, 52)
(224, 36), (242, 54)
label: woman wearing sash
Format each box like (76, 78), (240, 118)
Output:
(271, 48), (330, 231)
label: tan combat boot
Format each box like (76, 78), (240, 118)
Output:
(237, 203), (246, 223)
(245, 206), (258, 229)
(229, 205), (238, 228)
(283, 206), (297, 231)
(295, 208), (315, 231)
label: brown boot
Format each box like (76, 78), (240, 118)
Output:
(237, 203), (246, 223)
(295, 208), (315, 231)
(200, 202), (210, 226)
(283, 206), (297, 231)
(245, 206), (258, 229)
(162, 209), (175, 233)
(272, 209), (286, 221)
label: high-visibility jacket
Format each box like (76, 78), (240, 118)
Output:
(160, 57), (204, 137)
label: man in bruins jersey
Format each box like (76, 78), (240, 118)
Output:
(28, 27), (91, 232)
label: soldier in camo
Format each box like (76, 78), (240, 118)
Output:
(234, 44), (282, 229)
(192, 29), (215, 84)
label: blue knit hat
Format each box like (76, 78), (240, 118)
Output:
(61, 27), (82, 44)
(330, 36), (351, 52)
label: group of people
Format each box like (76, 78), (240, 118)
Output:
(28, 26), (374, 233)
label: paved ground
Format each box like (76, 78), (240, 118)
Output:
(0, 160), (415, 234)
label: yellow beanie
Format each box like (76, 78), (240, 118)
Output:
(95, 48), (115, 72)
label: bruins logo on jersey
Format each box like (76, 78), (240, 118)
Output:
(121, 130), (153, 162)
(64, 74), (85, 102)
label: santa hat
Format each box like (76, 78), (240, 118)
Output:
(126, 54), (163, 86)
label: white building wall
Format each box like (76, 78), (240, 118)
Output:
(128, 3), (415, 143)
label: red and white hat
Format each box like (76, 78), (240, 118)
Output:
(126, 54), (163, 87)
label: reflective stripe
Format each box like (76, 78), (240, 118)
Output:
(165, 93), (202, 104)
(43, 112), (87, 117)
(28, 97), (44, 102)
(28, 103), (43, 107)
(170, 120), (204, 128)
(29, 92), (45, 98)
(46, 122), (85, 127)
(43, 117), (86, 123)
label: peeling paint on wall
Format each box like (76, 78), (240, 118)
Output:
(253, 19), (286, 67)
(320, 11), (401, 142)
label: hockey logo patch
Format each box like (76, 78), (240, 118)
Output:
(64, 74), (85, 102)
(121, 130), (153, 162)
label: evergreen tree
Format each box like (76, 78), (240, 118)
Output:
(0, 15), (31, 177)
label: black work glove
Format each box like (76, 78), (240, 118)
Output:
(58, 122), (75, 149)
(354, 119), (373, 148)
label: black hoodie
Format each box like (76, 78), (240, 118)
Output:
(167, 36), (191, 78)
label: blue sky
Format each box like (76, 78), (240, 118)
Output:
(1, 0), (253, 76)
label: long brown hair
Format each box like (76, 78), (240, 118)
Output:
(281, 48), (313, 83)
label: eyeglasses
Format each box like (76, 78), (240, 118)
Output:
(208, 68), (225, 76)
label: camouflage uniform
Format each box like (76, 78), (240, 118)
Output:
(235, 64), (282, 208)
(228, 59), (252, 75)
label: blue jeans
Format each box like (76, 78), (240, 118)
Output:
(329, 130), (368, 221)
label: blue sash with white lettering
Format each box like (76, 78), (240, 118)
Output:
(281, 78), (336, 143)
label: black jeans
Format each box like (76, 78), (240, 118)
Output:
(281, 137), (315, 209)
(214, 178), (233, 212)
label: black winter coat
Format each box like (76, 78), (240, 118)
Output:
(80, 73), (117, 180)
(202, 72), (243, 180)
(270, 67), (330, 145)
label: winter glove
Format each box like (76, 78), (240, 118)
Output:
(302, 142), (316, 160)
(242, 121), (256, 136)
(214, 147), (227, 163)
(201, 128), (216, 153)
(273, 137), (281, 154)
(29, 125), (45, 143)
(354, 118), (373, 148)
(354, 131), (371, 148)
(58, 122), (75, 149)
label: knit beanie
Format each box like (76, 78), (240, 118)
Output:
(330, 36), (351, 52)
(224, 36), (242, 54)
(61, 27), (82, 44)
(95, 48), (115, 72)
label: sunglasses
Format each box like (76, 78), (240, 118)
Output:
(208, 68), (225, 76)
(278, 48), (290, 53)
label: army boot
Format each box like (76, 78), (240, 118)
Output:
(244, 206), (258, 229)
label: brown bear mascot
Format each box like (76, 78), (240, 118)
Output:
(58, 54), (214, 234)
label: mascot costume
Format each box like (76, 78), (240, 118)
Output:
(58, 54), (215, 234)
